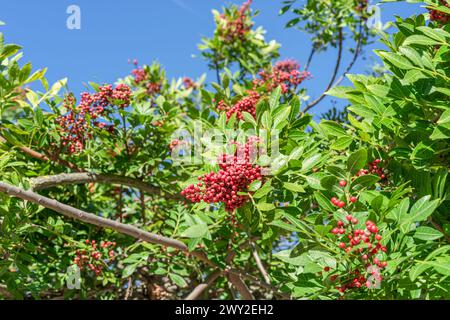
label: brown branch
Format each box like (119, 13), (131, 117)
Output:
(184, 270), (222, 300)
(0, 181), (215, 268)
(250, 242), (271, 285)
(0, 284), (14, 299)
(228, 269), (291, 300)
(227, 272), (255, 300)
(430, 217), (450, 243)
(30, 172), (182, 201)
(140, 190), (147, 224)
(0, 135), (81, 172)
(304, 47), (316, 72)
(304, 28), (343, 113)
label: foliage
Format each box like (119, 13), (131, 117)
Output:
(0, 2), (449, 300)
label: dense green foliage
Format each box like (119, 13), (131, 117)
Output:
(0, 1), (448, 300)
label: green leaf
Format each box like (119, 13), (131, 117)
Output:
(330, 136), (353, 150)
(351, 174), (380, 189)
(301, 154), (321, 172)
(180, 224), (208, 238)
(283, 182), (305, 193)
(169, 273), (188, 288)
(378, 51), (414, 70)
(414, 226), (443, 241)
(269, 86), (281, 110)
(248, 180), (262, 192)
(314, 191), (335, 212)
(320, 120), (348, 137)
(408, 196), (440, 222)
(253, 180), (273, 199)
(347, 149), (367, 175)
(403, 35), (442, 47)
(256, 202), (275, 211)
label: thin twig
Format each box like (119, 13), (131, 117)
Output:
(250, 242), (271, 285)
(304, 28), (343, 112)
(304, 47), (316, 72)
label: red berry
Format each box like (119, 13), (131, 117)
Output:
(338, 201), (346, 208)
(338, 242), (346, 249)
(373, 257), (380, 265)
(351, 218), (358, 225)
(337, 221), (344, 227)
(324, 266), (330, 272)
(339, 180), (347, 187)
(349, 196), (357, 203)
(375, 234), (382, 241)
(331, 228), (340, 235)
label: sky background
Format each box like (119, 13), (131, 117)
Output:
(0, 0), (424, 116)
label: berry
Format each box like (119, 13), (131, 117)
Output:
(324, 266), (331, 272)
(349, 196), (358, 203)
(375, 234), (382, 241)
(339, 180), (347, 187)
(253, 59), (310, 94)
(182, 137), (262, 212)
(339, 242), (346, 249)
(346, 215), (353, 222)
(337, 201), (346, 208)
(351, 218), (358, 225)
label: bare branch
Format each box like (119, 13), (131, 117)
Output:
(304, 47), (316, 72)
(184, 270), (222, 300)
(0, 182), (215, 267)
(30, 172), (183, 201)
(304, 28), (343, 113)
(250, 242), (271, 285)
(227, 272), (255, 300)
(229, 269), (291, 300)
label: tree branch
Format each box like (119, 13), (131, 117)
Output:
(304, 28), (343, 113)
(30, 172), (183, 201)
(0, 135), (80, 172)
(184, 270), (222, 300)
(0, 182), (214, 267)
(227, 272), (255, 300)
(228, 269), (291, 300)
(250, 242), (271, 285)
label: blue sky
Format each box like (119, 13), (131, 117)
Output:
(1, 0), (423, 116)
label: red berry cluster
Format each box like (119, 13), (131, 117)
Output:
(181, 138), (262, 212)
(73, 239), (117, 276)
(216, 91), (260, 121)
(56, 84), (131, 154)
(354, 0), (368, 12)
(429, 1), (450, 24)
(218, 0), (253, 43)
(356, 158), (386, 180)
(183, 77), (197, 90)
(329, 218), (388, 293)
(131, 64), (162, 96)
(169, 139), (189, 152)
(253, 59), (310, 94)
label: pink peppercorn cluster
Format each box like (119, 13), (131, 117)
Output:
(181, 138), (262, 212)
(429, 0), (450, 24)
(354, 0), (368, 12)
(216, 91), (260, 121)
(182, 77), (197, 90)
(253, 59), (310, 94)
(56, 84), (131, 154)
(73, 239), (117, 276)
(329, 218), (388, 293)
(169, 139), (189, 152)
(356, 158), (386, 181)
(218, 0), (253, 43)
(130, 62), (162, 96)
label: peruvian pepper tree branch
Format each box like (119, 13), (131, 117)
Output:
(303, 27), (343, 113)
(227, 272), (255, 300)
(29, 172), (183, 201)
(184, 269), (223, 300)
(0, 181), (214, 267)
